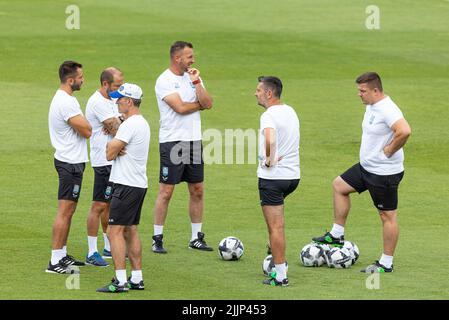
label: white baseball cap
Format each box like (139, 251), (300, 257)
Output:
(109, 83), (143, 100)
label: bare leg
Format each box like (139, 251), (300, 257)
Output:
(333, 176), (357, 226)
(100, 203), (110, 234)
(52, 200), (77, 249)
(379, 210), (399, 256)
(153, 183), (175, 226)
(87, 201), (108, 237)
(125, 226), (142, 271)
(108, 225), (126, 270)
(262, 205), (285, 264)
(188, 182), (204, 223)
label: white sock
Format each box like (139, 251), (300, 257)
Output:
(191, 223), (202, 241)
(379, 253), (393, 268)
(275, 263), (287, 282)
(88, 236), (98, 257)
(51, 249), (65, 265)
(131, 270), (143, 283)
(154, 225), (164, 237)
(330, 223), (345, 238)
(62, 246), (67, 256)
(103, 233), (110, 251)
(116, 269), (127, 286)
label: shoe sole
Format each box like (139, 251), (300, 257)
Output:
(152, 250), (168, 254)
(188, 246), (213, 251)
(85, 262), (109, 267)
(45, 269), (80, 274)
(313, 240), (343, 248)
(102, 256), (112, 259)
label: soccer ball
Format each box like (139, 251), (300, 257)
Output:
(218, 236), (244, 261)
(262, 254), (288, 276)
(300, 243), (326, 267)
(315, 243), (331, 254)
(342, 241), (360, 265)
(326, 247), (352, 268)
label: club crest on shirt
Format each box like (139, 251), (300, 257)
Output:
(174, 82), (180, 89)
(369, 115), (376, 124)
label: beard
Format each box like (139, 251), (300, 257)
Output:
(71, 82), (82, 91)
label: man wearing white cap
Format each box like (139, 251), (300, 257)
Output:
(97, 83), (150, 293)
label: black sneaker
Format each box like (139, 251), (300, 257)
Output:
(312, 231), (344, 247)
(262, 273), (289, 287)
(188, 232), (213, 251)
(361, 261), (393, 273)
(127, 276), (145, 290)
(60, 255), (86, 267)
(96, 278), (129, 293)
(45, 261), (79, 274)
(152, 234), (167, 254)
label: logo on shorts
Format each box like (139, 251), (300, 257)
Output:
(104, 186), (112, 200)
(162, 166), (169, 182)
(109, 218), (114, 223)
(72, 184), (80, 199)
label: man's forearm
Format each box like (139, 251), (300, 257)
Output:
(195, 85), (213, 109)
(384, 133), (410, 157)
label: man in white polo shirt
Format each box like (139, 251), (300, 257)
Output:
(152, 41), (213, 253)
(85, 67), (124, 267)
(255, 76), (300, 287)
(313, 72), (411, 273)
(97, 83), (150, 293)
(47, 60), (92, 274)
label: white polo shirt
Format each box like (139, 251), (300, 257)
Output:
(86, 90), (119, 167)
(109, 115), (150, 189)
(155, 69), (202, 143)
(360, 96), (405, 175)
(48, 89), (88, 164)
(257, 104), (300, 180)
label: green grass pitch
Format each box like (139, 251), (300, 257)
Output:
(1, 0), (449, 299)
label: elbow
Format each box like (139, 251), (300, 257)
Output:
(204, 98), (213, 110)
(403, 128), (412, 139)
(83, 127), (92, 139)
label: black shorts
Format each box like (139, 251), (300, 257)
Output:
(54, 158), (85, 202)
(92, 166), (113, 202)
(258, 178), (300, 206)
(340, 163), (404, 211)
(108, 184), (147, 226)
(159, 141), (204, 184)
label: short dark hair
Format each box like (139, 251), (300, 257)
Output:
(355, 72), (383, 92)
(131, 98), (141, 107)
(59, 60), (82, 83)
(170, 41), (193, 58)
(258, 76), (283, 98)
(100, 67), (122, 85)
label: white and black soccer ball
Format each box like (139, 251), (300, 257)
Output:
(300, 243), (326, 267)
(315, 243), (332, 254)
(262, 254), (288, 276)
(342, 241), (360, 265)
(326, 247), (352, 269)
(218, 236), (244, 261)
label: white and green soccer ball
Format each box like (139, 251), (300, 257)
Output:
(218, 236), (244, 261)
